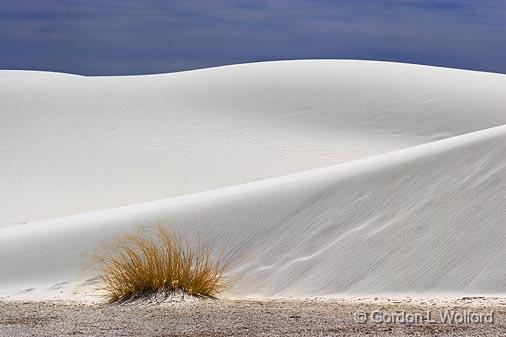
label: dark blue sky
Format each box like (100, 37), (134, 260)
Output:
(1, 0), (505, 75)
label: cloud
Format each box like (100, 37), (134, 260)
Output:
(0, 0), (505, 75)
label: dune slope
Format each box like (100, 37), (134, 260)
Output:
(1, 60), (505, 224)
(0, 60), (505, 300)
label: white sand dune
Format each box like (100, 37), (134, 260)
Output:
(0, 60), (505, 300)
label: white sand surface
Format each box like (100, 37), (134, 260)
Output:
(0, 60), (505, 301)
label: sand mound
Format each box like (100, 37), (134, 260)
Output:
(0, 60), (505, 300)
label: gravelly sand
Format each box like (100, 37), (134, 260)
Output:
(1, 297), (505, 336)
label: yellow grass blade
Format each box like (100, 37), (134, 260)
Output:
(94, 226), (231, 303)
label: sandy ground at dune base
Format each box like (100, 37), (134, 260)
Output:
(1, 297), (505, 337)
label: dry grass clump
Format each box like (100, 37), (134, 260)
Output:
(94, 226), (230, 303)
